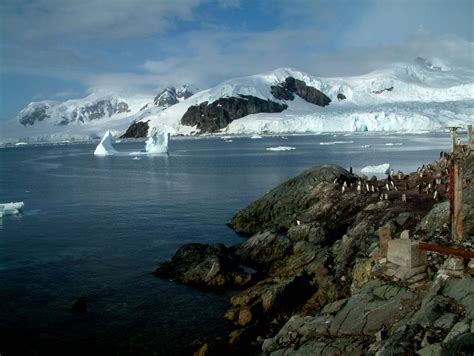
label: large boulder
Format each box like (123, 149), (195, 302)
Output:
(154, 243), (255, 290)
(229, 165), (356, 236)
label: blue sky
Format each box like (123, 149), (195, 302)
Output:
(0, 0), (472, 121)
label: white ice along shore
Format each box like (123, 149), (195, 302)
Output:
(0, 202), (24, 217)
(145, 129), (170, 154)
(94, 130), (118, 155)
(266, 146), (296, 151)
(361, 163), (391, 174)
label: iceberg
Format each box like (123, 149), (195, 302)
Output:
(266, 146), (296, 151)
(361, 163), (390, 174)
(250, 134), (262, 139)
(145, 129), (170, 154)
(94, 130), (118, 155)
(0, 202), (24, 216)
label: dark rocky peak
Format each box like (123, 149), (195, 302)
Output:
(154, 87), (178, 107)
(176, 85), (194, 100)
(181, 95), (287, 133)
(271, 77), (331, 107)
(19, 103), (51, 126)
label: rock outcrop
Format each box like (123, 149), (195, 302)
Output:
(228, 165), (357, 236)
(120, 120), (150, 138)
(154, 243), (256, 290)
(271, 77), (331, 107)
(180, 95), (287, 133)
(155, 152), (474, 355)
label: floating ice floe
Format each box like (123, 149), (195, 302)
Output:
(94, 130), (118, 155)
(145, 128), (170, 154)
(15, 142), (28, 146)
(320, 141), (354, 145)
(266, 146), (296, 151)
(361, 145), (371, 148)
(132, 157), (142, 160)
(361, 163), (391, 174)
(0, 202), (24, 217)
(250, 134), (262, 139)
(385, 142), (403, 146)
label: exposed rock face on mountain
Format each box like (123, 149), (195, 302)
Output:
(155, 150), (474, 355)
(19, 103), (52, 126)
(154, 87), (179, 108)
(181, 95), (288, 133)
(120, 121), (150, 138)
(17, 98), (131, 127)
(66, 100), (130, 125)
(271, 77), (332, 107)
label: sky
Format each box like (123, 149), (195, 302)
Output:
(0, 0), (472, 121)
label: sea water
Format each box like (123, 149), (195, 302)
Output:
(0, 133), (455, 354)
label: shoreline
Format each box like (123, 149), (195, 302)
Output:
(156, 144), (474, 354)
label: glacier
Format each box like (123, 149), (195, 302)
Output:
(145, 129), (170, 154)
(94, 130), (118, 155)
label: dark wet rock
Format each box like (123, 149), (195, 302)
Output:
(270, 77), (331, 107)
(443, 332), (474, 354)
(68, 297), (88, 313)
(233, 231), (292, 271)
(337, 93), (347, 100)
(181, 95), (287, 133)
(120, 120), (150, 138)
(154, 243), (254, 290)
(229, 165), (357, 236)
(224, 272), (316, 329)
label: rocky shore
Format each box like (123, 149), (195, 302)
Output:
(155, 149), (474, 355)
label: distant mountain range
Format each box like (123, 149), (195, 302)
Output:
(1, 57), (473, 143)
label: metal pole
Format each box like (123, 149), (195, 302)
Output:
(419, 242), (474, 258)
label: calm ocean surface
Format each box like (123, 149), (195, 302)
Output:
(0, 133), (454, 354)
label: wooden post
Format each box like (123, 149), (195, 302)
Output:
(451, 157), (463, 244)
(449, 127), (459, 152)
(468, 124), (473, 148)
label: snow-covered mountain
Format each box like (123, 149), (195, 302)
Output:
(1, 58), (473, 144)
(123, 58), (474, 137)
(0, 86), (195, 143)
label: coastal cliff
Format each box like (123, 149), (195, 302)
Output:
(156, 150), (474, 355)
